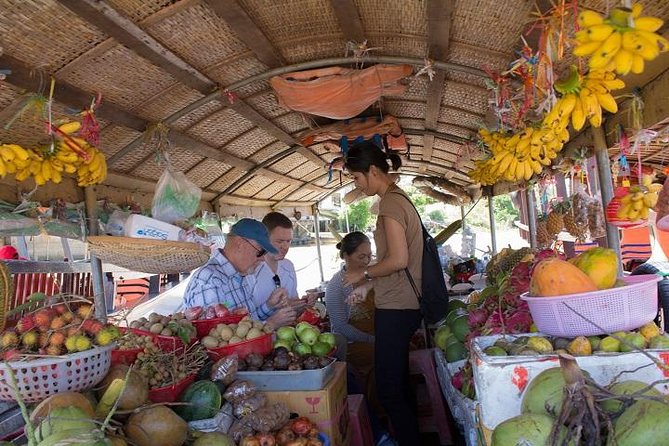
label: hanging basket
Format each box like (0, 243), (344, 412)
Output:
(87, 236), (211, 274)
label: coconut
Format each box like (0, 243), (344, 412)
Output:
(491, 413), (564, 445)
(35, 406), (97, 442)
(602, 380), (662, 414)
(125, 405), (187, 446)
(612, 400), (669, 445)
(98, 364), (148, 410)
(30, 391), (95, 424)
(521, 367), (591, 417)
(193, 432), (235, 446)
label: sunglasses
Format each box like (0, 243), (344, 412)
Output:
(272, 274), (281, 289)
(242, 238), (267, 258)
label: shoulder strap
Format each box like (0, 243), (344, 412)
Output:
(387, 190), (424, 299)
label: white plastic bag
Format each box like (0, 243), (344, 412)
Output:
(152, 166), (202, 224)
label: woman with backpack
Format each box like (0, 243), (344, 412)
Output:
(343, 141), (423, 445)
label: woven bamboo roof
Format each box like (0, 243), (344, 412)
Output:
(0, 0), (668, 208)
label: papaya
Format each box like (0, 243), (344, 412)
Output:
(529, 258), (597, 297)
(570, 247), (618, 289)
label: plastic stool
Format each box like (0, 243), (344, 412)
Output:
(348, 394), (374, 446)
(409, 348), (453, 445)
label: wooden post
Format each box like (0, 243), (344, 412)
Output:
(84, 187), (107, 321)
(525, 186), (538, 248)
(592, 126), (623, 276)
(313, 206), (325, 283)
(488, 195), (497, 254)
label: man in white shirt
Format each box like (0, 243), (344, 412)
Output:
(253, 212), (317, 324)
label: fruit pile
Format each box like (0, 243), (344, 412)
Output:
(0, 298), (120, 359)
(239, 416), (325, 446)
(183, 303), (247, 320)
(0, 121), (108, 186)
(238, 347), (334, 372)
(199, 317), (271, 349)
(274, 322), (337, 358)
(450, 361), (476, 401)
(482, 322), (668, 358)
(128, 312), (196, 343)
(135, 343), (207, 389)
(115, 330), (158, 351)
(615, 175), (663, 222)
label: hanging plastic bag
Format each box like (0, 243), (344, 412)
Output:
(152, 160), (202, 224)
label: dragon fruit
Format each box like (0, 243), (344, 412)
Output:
(484, 309), (504, 329)
(504, 310), (533, 333)
(468, 308), (489, 328)
(502, 290), (522, 307)
(509, 261), (532, 293)
(451, 370), (464, 391)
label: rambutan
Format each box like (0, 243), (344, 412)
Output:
(95, 329), (115, 346)
(62, 311), (75, 323)
(1, 331), (19, 349)
(75, 336), (92, 352)
(21, 331), (39, 349)
(45, 344), (63, 356)
(50, 316), (66, 330)
(81, 319), (104, 335)
(34, 309), (54, 329)
(2, 349), (20, 361)
(53, 304), (67, 315)
(15, 315), (35, 334)
(66, 326), (79, 337)
(38, 332), (50, 348)
(65, 335), (79, 352)
(77, 304), (93, 319)
(49, 331), (66, 347)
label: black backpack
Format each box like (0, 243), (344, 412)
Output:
(395, 193), (450, 324)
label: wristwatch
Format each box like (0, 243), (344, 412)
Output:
(364, 269), (372, 281)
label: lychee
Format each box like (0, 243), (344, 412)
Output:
(33, 309), (54, 329)
(77, 304), (93, 319)
(1, 331), (19, 349)
(21, 331), (39, 349)
(75, 336), (92, 352)
(15, 315), (35, 334)
(50, 316), (66, 330)
(49, 331), (66, 347)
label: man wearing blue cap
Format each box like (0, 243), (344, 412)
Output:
(184, 218), (294, 327)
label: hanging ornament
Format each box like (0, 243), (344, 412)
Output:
(80, 93), (102, 147)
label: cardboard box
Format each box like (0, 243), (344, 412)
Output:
(471, 334), (669, 431)
(124, 214), (182, 241)
(263, 362), (349, 445)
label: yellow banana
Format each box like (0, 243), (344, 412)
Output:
(58, 121), (81, 135)
(613, 47), (634, 75)
(633, 17), (664, 33)
(617, 202), (632, 219)
(628, 207), (641, 220)
(528, 159), (543, 175)
(634, 29), (669, 52)
(571, 97), (586, 131)
(648, 184), (663, 193)
(51, 169), (62, 184)
(64, 163), (77, 174)
(631, 54), (645, 74)
(0, 158), (6, 177)
(596, 92), (618, 113)
(574, 40), (603, 57)
(624, 31), (660, 60)
(50, 159), (64, 172)
(13, 157), (29, 169)
(557, 94), (577, 118)
(41, 161), (52, 181)
(640, 206), (650, 220)
(590, 32), (622, 69)
(34, 173), (46, 186)
(631, 3), (643, 19)
(578, 10), (604, 27)
(15, 168), (31, 182)
(523, 161), (534, 181)
(585, 24), (615, 42)
(88, 152), (102, 172)
(6, 144), (30, 161)
(28, 160), (41, 176)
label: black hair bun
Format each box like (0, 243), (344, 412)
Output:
(335, 242), (342, 250)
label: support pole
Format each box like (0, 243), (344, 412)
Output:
(84, 187), (107, 321)
(488, 195), (497, 254)
(592, 126), (623, 276)
(525, 186), (538, 248)
(460, 205), (466, 230)
(313, 206), (325, 283)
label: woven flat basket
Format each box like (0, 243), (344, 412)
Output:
(87, 236), (211, 274)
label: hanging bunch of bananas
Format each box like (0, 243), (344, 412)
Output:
(469, 124), (569, 185)
(617, 183), (662, 221)
(1, 121), (107, 186)
(546, 66), (625, 131)
(574, 4), (668, 75)
(0, 144), (31, 178)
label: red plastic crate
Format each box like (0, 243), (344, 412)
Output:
(110, 347), (142, 366)
(206, 332), (273, 361)
(191, 313), (246, 339)
(148, 373), (197, 403)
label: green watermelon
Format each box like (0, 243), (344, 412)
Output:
(177, 380), (222, 421)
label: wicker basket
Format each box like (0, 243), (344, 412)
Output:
(87, 236), (211, 274)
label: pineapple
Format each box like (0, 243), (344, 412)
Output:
(563, 200), (588, 242)
(536, 216), (550, 247)
(546, 202), (566, 236)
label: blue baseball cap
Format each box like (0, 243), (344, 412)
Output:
(229, 218), (278, 254)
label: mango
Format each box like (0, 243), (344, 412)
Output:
(570, 247), (618, 289)
(599, 336), (621, 352)
(620, 333), (647, 352)
(639, 322), (661, 341)
(527, 336), (553, 354)
(649, 335), (669, 349)
(567, 336), (592, 356)
(529, 258), (597, 297)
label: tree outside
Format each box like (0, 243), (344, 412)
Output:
(342, 198), (374, 232)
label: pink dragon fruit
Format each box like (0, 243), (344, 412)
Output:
(509, 261), (532, 293)
(502, 290), (522, 308)
(504, 310), (533, 333)
(451, 370), (464, 391)
(467, 308), (489, 328)
(484, 309), (504, 329)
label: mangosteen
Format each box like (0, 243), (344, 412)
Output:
(318, 356), (332, 368)
(247, 366), (259, 371)
(287, 362), (302, 371)
(273, 355), (290, 370)
(237, 358), (248, 371)
(274, 346), (290, 357)
(261, 360), (275, 371)
(246, 353), (264, 369)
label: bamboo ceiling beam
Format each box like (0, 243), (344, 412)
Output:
(421, 0), (453, 172)
(204, 0), (286, 68)
(56, 0), (214, 93)
(330, 0), (365, 43)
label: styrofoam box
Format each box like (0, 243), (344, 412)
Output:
(434, 351), (478, 446)
(124, 214), (182, 241)
(471, 333), (669, 430)
(237, 357), (337, 391)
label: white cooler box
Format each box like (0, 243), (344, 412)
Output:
(124, 214), (182, 241)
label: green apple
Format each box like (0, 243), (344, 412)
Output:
(298, 326), (320, 346)
(311, 341), (331, 357)
(273, 339), (293, 350)
(296, 321), (317, 337)
(293, 343), (312, 356)
(318, 332), (336, 349)
(276, 326), (296, 342)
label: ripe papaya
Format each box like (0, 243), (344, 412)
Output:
(570, 247), (618, 289)
(529, 258), (597, 297)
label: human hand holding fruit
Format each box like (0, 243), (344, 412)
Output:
(266, 306), (297, 331)
(267, 287), (289, 309)
(346, 284), (369, 305)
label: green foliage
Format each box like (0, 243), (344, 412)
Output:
(404, 186), (437, 215)
(428, 209), (445, 223)
(492, 194), (520, 228)
(343, 199), (374, 232)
